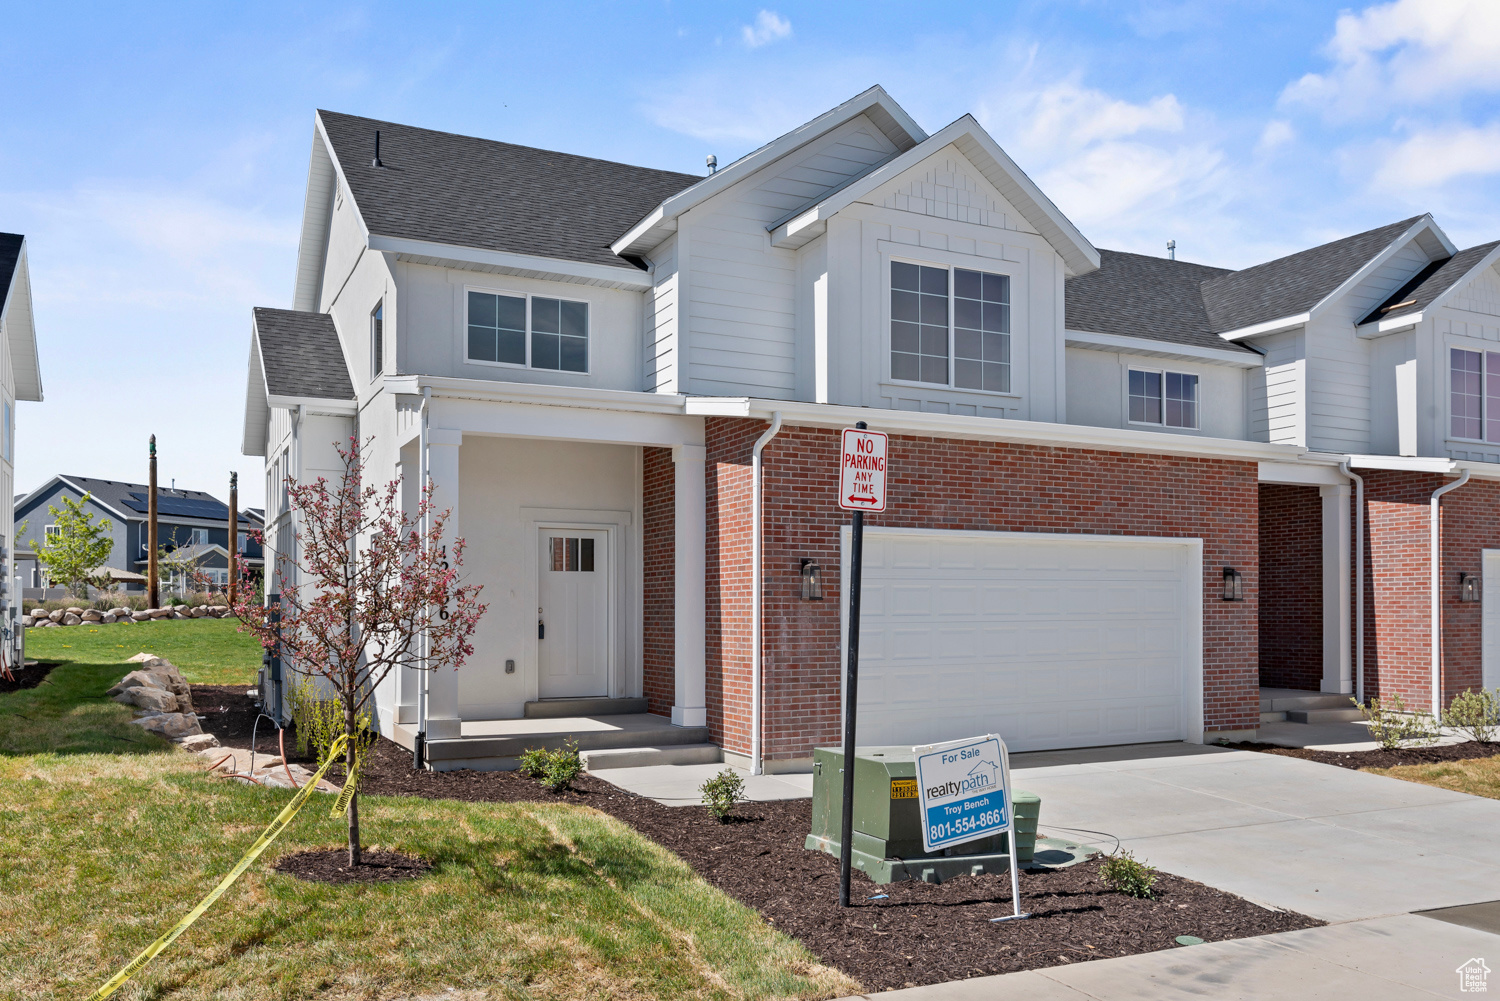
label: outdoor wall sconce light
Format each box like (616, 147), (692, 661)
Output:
(800, 558), (824, 601)
(1461, 573), (1482, 603)
(1222, 567), (1244, 601)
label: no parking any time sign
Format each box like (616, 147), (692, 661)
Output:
(838, 427), (888, 512)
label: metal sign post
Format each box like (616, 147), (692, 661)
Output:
(837, 423), (887, 908)
(913, 733), (1030, 922)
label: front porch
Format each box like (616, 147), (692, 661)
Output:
(390, 708), (715, 771)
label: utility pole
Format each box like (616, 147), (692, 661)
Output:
(227, 472), (238, 605)
(147, 436), (159, 609)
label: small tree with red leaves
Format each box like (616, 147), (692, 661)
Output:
(233, 437), (486, 866)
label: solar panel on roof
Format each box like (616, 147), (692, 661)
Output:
(123, 491), (230, 520)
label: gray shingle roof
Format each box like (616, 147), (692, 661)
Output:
(252, 308), (354, 400)
(1199, 217), (1423, 333)
(1361, 241), (1500, 324)
(1065, 250), (1244, 353)
(27, 476), (252, 524)
(0, 233), (21, 312)
(318, 111), (702, 271)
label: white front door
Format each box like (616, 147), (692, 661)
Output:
(1484, 550), (1500, 690)
(538, 528), (610, 699)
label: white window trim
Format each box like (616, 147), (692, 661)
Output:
(370, 301), (384, 382)
(883, 252), (1018, 398)
(1448, 344), (1495, 445)
(1126, 365), (1201, 431)
(463, 284), (592, 375)
(44, 524), (59, 538)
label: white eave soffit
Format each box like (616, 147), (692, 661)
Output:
(766, 115), (1100, 277)
(610, 85), (927, 258)
(1065, 329), (1263, 367)
(367, 234), (654, 291)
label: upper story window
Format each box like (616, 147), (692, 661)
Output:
(1129, 368), (1199, 429)
(44, 524), (60, 538)
(191, 527), (210, 546)
(370, 302), (384, 379)
(467, 290), (588, 373)
(1450, 347), (1500, 442)
(890, 261), (1011, 393)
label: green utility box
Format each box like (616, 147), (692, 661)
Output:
(804, 745), (1041, 885)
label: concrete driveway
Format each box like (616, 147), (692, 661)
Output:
(833, 742), (1500, 1000)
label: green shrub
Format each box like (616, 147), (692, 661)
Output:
(1099, 851), (1157, 899)
(517, 745), (551, 778)
(287, 675), (375, 777)
(700, 768), (747, 821)
(1352, 693), (1440, 749)
(1443, 688), (1500, 743)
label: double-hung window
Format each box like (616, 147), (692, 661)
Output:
(1129, 369), (1199, 429)
(467, 290), (588, 373)
(890, 261), (1011, 393)
(1450, 347), (1500, 442)
(370, 302), (384, 379)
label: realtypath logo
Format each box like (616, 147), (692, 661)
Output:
(924, 759), (998, 800)
(1458, 957), (1491, 993)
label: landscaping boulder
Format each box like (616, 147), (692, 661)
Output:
(148, 608), (173, 620)
(177, 733), (220, 752)
(130, 712), (202, 739)
(81, 609), (103, 623)
(189, 606), (208, 618)
(131, 610), (151, 622)
(62, 613), (81, 626)
(19, 615), (31, 628)
(66, 606), (84, 616)
(114, 685), (177, 713)
(47, 609), (64, 623)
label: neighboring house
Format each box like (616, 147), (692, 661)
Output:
(1, 234), (43, 656)
(15, 476), (263, 592)
(241, 85), (1500, 773)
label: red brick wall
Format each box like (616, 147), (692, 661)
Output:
(704, 418), (1261, 761)
(642, 447), (675, 718)
(1435, 476), (1500, 703)
(1362, 470), (1443, 708)
(1258, 484), (1323, 691)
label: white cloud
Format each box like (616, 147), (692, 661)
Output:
(1281, 0), (1500, 119)
(1369, 123), (1500, 190)
(741, 10), (791, 49)
(1256, 119), (1296, 154)
(1014, 80), (1183, 151)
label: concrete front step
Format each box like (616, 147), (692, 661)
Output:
(1261, 711), (1287, 724)
(1287, 707), (1367, 724)
(1260, 688), (1355, 713)
(581, 744), (723, 770)
(524, 697), (648, 719)
(392, 713), (709, 769)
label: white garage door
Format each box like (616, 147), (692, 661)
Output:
(848, 528), (1200, 752)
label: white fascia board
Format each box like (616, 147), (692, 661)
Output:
(1257, 456), (1351, 486)
(1356, 314), (1423, 338)
(768, 115), (1100, 277)
(1306, 216), (1446, 327)
(610, 85), (926, 257)
(1399, 242), (1500, 320)
(51, 476), (134, 523)
(685, 397), (1302, 462)
(1453, 459), (1500, 481)
(1065, 329), (1264, 368)
(241, 330), (271, 457)
(389, 374), (689, 415)
(367, 234), (653, 291)
(294, 117), (363, 313)
(1218, 313), (1310, 342)
(1346, 454), (1457, 473)
(266, 394), (356, 415)
(2, 242), (42, 402)
(14, 474), (69, 517)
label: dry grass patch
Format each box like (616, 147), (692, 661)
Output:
(1367, 754), (1500, 800)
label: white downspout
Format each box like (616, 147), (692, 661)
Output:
(1339, 462), (1365, 701)
(1431, 470), (1471, 714)
(416, 388), (432, 739)
(750, 412), (783, 777)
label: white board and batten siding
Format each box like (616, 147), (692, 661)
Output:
(1248, 329), (1305, 445)
(844, 527), (1202, 752)
(1438, 262), (1500, 462)
(680, 115), (899, 400)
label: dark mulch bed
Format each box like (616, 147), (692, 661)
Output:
(273, 848), (432, 884)
(196, 685), (1322, 990)
(1224, 739), (1500, 771)
(0, 660), (57, 694)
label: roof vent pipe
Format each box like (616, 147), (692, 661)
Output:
(372, 130), (384, 168)
(1167, 239), (1176, 261)
(706, 154), (717, 174)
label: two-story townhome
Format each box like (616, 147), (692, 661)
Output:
(243, 86), (1500, 772)
(1, 234), (43, 661)
(15, 476), (264, 594)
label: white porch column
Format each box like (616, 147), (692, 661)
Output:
(671, 444), (707, 727)
(424, 427), (463, 738)
(1321, 482), (1353, 694)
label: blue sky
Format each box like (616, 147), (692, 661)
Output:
(4, 0), (1499, 506)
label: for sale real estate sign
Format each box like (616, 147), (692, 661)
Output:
(913, 734), (1012, 852)
(838, 427), (888, 512)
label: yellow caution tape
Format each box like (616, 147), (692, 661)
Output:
(331, 757), (359, 818)
(87, 734), (352, 1001)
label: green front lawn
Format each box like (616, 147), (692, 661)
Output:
(24, 617), (262, 685)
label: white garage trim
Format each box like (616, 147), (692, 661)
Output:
(839, 526), (1204, 751)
